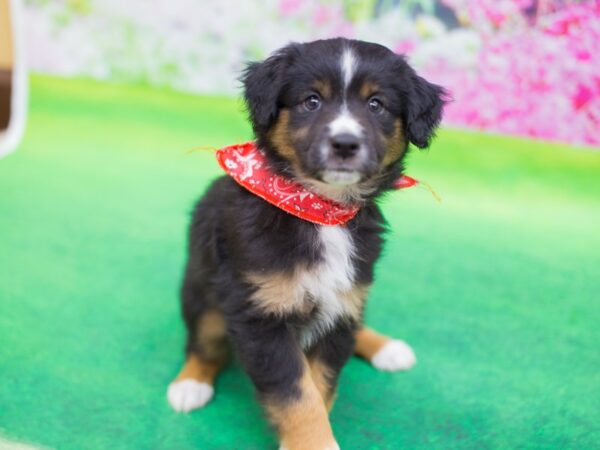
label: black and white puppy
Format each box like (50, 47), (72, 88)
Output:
(167, 38), (445, 450)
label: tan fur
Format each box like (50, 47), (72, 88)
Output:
(247, 270), (367, 323)
(298, 116), (405, 203)
(338, 284), (369, 323)
(293, 126), (309, 141)
(354, 326), (391, 360)
(0, 0), (14, 69)
(309, 358), (336, 411)
(173, 353), (224, 385)
(360, 81), (380, 99)
(173, 309), (228, 385)
(196, 309), (228, 361)
(382, 119), (406, 166)
(246, 270), (313, 316)
(313, 80), (332, 99)
(266, 361), (336, 450)
(269, 112), (380, 205)
(269, 109), (299, 164)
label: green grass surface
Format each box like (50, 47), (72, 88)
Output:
(1, 75), (599, 450)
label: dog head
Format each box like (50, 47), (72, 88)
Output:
(242, 38), (446, 203)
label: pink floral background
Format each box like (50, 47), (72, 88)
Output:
(422, 1), (600, 146)
(279, 0), (600, 147)
(25, 0), (600, 147)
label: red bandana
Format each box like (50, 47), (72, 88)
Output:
(216, 142), (420, 226)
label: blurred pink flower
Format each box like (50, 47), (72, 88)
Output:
(573, 85), (594, 110)
(279, 0), (303, 17)
(312, 5), (333, 27)
(426, 1), (600, 146)
(394, 39), (416, 55)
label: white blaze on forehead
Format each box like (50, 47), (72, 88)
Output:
(341, 48), (357, 89)
(333, 47), (361, 137)
(329, 107), (363, 137)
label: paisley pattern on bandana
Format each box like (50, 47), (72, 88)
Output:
(216, 142), (422, 226)
(216, 142), (360, 226)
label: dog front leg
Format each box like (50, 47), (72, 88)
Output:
(230, 317), (339, 450)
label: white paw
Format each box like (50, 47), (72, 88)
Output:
(167, 379), (214, 412)
(371, 340), (416, 372)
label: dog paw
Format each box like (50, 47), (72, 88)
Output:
(371, 340), (416, 371)
(167, 379), (214, 412)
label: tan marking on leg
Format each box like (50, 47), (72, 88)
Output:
(309, 358), (336, 411)
(174, 353), (223, 385)
(266, 361), (337, 450)
(382, 119), (406, 166)
(196, 309), (228, 361)
(354, 326), (391, 361)
(174, 309), (228, 385)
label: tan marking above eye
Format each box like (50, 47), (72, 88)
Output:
(312, 80), (332, 99)
(360, 81), (380, 100)
(382, 118), (406, 166)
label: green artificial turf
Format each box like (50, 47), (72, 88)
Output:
(0, 75), (599, 450)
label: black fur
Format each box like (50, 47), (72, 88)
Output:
(243, 44), (302, 136)
(181, 177), (385, 400)
(404, 72), (446, 148)
(179, 38), (444, 409)
(242, 38), (446, 183)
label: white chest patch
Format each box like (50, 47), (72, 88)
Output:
(247, 225), (364, 349)
(296, 225), (357, 348)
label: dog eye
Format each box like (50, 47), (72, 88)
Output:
(368, 97), (384, 114)
(303, 95), (321, 112)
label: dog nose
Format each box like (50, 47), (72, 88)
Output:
(330, 133), (360, 159)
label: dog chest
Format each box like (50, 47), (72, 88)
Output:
(247, 225), (363, 346)
(295, 225), (358, 347)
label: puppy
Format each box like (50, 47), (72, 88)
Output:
(167, 38), (445, 450)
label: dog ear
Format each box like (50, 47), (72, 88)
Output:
(242, 45), (297, 134)
(405, 74), (447, 149)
